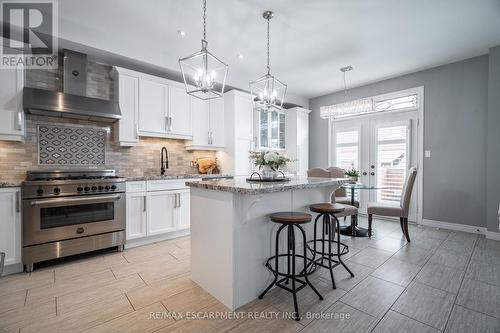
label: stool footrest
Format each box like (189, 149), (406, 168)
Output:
(306, 239), (350, 257)
(276, 277), (308, 294)
(264, 254), (318, 278)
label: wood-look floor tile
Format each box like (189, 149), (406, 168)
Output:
(82, 302), (173, 333)
(110, 255), (178, 280)
(123, 243), (176, 263)
(471, 245), (500, 265)
(161, 286), (219, 313)
(54, 255), (126, 282)
(439, 239), (475, 255)
(371, 258), (421, 287)
(0, 289), (26, 314)
(408, 235), (444, 250)
(417, 228), (450, 240)
(126, 274), (197, 310)
(373, 310), (439, 333)
(464, 261), (500, 287)
(0, 270), (54, 297)
(446, 231), (478, 244)
(26, 269), (116, 305)
(0, 299), (56, 333)
(456, 279), (500, 319)
(300, 301), (377, 333)
(371, 237), (407, 253)
(392, 282), (455, 330)
(414, 262), (464, 294)
(138, 258), (190, 284)
(348, 247), (393, 269)
(171, 236), (190, 249)
(168, 247), (191, 261)
(318, 260), (374, 291)
(445, 305), (500, 333)
(392, 244), (433, 266)
(57, 274), (145, 315)
(22, 294), (133, 333)
(428, 247), (470, 270)
(340, 276), (404, 318)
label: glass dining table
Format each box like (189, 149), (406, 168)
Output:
(338, 183), (392, 237)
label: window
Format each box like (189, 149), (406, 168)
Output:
(258, 110), (285, 150)
(334, 130), (359, 170)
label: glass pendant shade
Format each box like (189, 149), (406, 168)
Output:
(250, 73), (287, 112)
(250, 11), (287, 111)
(179, 0), (228, 100)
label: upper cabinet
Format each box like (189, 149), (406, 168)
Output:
(185, 96), (225, 150)
(285, 107), (311, 177)
(112, 68), (192, 146)
(0, 65), (25, 141)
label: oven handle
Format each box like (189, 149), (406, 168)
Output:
(30, 194), (122, 207)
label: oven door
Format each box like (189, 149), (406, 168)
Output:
(23, 193), (126, 246)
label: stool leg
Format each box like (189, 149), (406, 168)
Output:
(321, 214), (327, 265)
(286, 226), (292, 285)
(259, 224), (286, 299)
(333, 214), (355, 278)
(326, 214), (337, 289)
(298, 224), (323, 302)
(289, 225), (299, 321)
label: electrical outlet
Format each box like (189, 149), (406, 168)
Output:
(425, 150), (431, 158)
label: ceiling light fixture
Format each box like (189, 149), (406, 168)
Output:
(179, 0), (228, 100)
(237, 53), (244, 60)
(177, 30), (186, 38)
(249, 11), (287, 112)
(320, 66), (374, 119)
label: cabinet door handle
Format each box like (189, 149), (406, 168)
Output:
(16, 191), (20, 213)
(165, 117), (169, 131)
(177, 193), (181, 208)
(135, 123), (139, 139)
(16, 111), (23, 131)
(143, 196), (146, 212)
(169, 117), (173, 132)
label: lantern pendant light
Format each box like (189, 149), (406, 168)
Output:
(179, 0), (228, 100)
(249, 11), (287, 111)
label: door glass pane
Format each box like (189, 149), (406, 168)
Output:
(335, 130), (359, 170)
(270, 111), (279, 148)
(259, 110), (268, 148)
(376, 125), (407, 203)
(279, 113), (285, 149)
(40, 203), (115, 229)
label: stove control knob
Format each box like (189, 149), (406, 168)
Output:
(104, 185), (110, 191)
(98, 186), (103, 191)
(77, 186), (83, 192)
(91, 186), (97, 191)
(36, 188), (44, 195)
(84, 186), (90, 192)
(53, 187), (61, 194)
(111, 185), (117, 191)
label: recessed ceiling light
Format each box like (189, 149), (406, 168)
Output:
(177, 30), (186, 38)
(237, 53), (244, 60)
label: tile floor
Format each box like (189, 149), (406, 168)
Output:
(1, 218), (500, 333)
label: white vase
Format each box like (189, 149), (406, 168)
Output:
(261, 166), (279, 179)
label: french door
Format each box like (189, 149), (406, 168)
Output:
(331, 111), (418, 221)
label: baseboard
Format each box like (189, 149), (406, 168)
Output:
(421, 219), (487, 234)
(1, 263), (24, 276)
(125, 229), (190, 249)
(485, 231), (500, 241)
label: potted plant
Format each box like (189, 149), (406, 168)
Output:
(345, 167), (360, 183)
(249, 151), (291, 179)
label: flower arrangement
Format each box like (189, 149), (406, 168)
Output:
(249, 151), (291, 171)
(345, 167), (360, 183)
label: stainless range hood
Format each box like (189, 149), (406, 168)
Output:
(23, 50), (121, 122)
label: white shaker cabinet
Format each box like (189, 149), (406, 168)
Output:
(126, 191), (147, 240)
(139, 76), (169, 136)
(147, 190), (177, 236)
(186, 97), (225, 150)
(285, 107), (311, 177)
(168, 84), (192, 138)
(112, 67), (140, 146)
(175, 189), (191, 230)
(0, 188), (22, 271)
(0, 65), (25, 141)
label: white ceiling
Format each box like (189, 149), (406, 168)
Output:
(58, 0), (500, 101)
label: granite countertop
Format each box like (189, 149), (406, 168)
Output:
(0, 181), (23, 188)
(185, 177), (348, 195)
(125, 174), (233, 181)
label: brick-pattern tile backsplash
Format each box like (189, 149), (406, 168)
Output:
(0, 114), (216, 181)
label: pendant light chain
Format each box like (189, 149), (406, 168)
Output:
(266, 16), (270, 74)
(202, 0), (207, 41)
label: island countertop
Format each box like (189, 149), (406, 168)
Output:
(185, 176), (348, 195)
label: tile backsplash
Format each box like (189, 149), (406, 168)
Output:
(0, 114), (217, 181)
(38, 124), (107, 165)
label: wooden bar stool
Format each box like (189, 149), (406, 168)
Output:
(259, 211), (323, 321)
(307, 203), (355, 289)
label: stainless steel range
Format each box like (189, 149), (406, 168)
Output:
(22, 170), (126, 272)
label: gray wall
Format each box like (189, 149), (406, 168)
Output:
(487, 46), (500, 232)
(309, 56), (489, 227)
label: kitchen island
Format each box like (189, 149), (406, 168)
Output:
(185, 176), (347, 310)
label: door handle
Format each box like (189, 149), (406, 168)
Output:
(371, 165), (375, 169)
(370, 172), (375, 176)
(362, 172), (367, 176)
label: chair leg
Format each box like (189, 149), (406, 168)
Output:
(399, 217), (405, 235)
(403, 217), (411, 242)
(368, 214), (373, 237)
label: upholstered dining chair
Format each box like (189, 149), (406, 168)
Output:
(326, 167), (360, 208)
(307, 168), (359, 225)
(367, 167), (417, 242)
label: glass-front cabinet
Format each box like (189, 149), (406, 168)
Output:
(258, 110), (285, 150)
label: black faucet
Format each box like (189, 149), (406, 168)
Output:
(160, 147), (169, 175)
